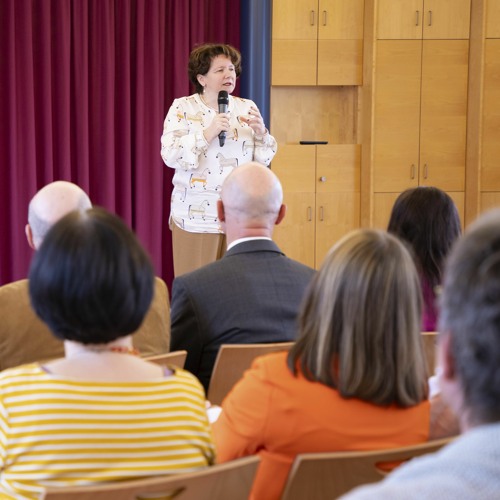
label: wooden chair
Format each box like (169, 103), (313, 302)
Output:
(281, 438), (452, 500)
(144, 350), (188, 369)
(42, 455), (260, 500)
(207, 342), (294, 405)
(422, 331), (438, 377)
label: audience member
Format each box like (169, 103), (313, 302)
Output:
(0, 207), (214, 498)
(0, 181), (169, 370)
(343, 209), (500, 499)
(170, 162), (315, 391)
(213, 229), (434, 500)
(387, 187), (461, 331)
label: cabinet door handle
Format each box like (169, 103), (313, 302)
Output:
(323, 10), (327, 26)
(319, 176), (327, 182)
(310, 10), (315, 26)
(307, 206), (312, 222)
(319, 206), (324, 222)
(428, 10), (432, 26)
(423, 163), (428, 179)
(410, 164), (416, 179)
(415, 10), (420, 26)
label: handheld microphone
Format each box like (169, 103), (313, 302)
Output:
(218, 90), (229, 147)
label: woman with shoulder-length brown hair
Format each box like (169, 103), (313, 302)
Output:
(212, 229), (432, 500)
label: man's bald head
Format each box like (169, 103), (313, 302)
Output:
(218, 162), (285, 242)
(27, 181), (92, 249)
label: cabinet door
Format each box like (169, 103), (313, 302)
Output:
(318, 0), (364, 39)
(419, 41), (468, 191)
(377, 0), (423, 40)
(273, 0), (319, 39)
(423, 0), (471, 40)
(271, 40), (318, 85)
(315, 144), (361, 266)
(487, 0), (500, 38)
(317, 0), (364, 85)
(316, 192), (360, 266)
(318, 39), (363, 85)
(272, 0), (318, 85)
(481, 40), (500, 190)
(373, 192), (400, 229)
(373, 41), (421, 192)
(271, 145), (316, 268)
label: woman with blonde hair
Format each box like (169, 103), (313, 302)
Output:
(213, 229), (432, 500)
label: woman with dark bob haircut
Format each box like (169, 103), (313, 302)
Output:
(0, 208), (214, 499)
(213, 229), (451, 500)
(161, 43), (277, 277)
(388, 187), (461, 331)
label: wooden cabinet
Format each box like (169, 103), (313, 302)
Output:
(270, 2), (362, 268)
(369, 0), (470, 228)
(269, 0), (484, 262)
(272, 144), (360, 268)
(373, 40), (469, 193)
(481, 0), (500, 205)
(377, 0), (471, 39)
(272, 0), (364, 85)
(271, 146), (316, 267)
(270, 83), (360, 268)
(480, 38), (500, 209)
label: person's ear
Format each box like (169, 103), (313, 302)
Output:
(197, 74), (205, 89)
(275, 204), (286, 225)
(25, 224), (36, 250)
(439, 332), (456, 382)
(217, 199), (225, 222)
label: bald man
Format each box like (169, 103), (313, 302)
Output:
(0, 181), (170, 370)
(170, 162), (315, 391)
(26, 181), (92, 249)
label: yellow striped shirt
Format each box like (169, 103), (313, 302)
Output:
(0, 364), (215, 499)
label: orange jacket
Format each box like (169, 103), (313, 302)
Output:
(212, 352), (430, 500)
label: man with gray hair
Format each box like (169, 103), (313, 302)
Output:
(170, 162), (315, 392)
(0, 181), (170, 369)
(342, 209), (500, 499)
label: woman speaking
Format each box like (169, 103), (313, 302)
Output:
(161, 43), (277, 276)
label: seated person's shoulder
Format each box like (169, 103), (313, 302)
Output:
(0, 278), (29, 297)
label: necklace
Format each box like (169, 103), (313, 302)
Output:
(68, 345), (140, 357)
(200, 94), (218, 111)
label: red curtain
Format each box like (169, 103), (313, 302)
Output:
(0, 0), (241, 290)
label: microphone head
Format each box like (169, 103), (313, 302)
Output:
(217, 90), (229, 105)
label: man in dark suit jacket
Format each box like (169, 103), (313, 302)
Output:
(170, 162), (315, 392)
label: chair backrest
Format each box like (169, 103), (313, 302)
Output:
(281, 438), (452, 500)
(42, 456), (260, 500)
(207, 342), (295, 405)
(133, 276), (171, 358)
(422, 331), (438, 377)
(144, 350), (188, 369)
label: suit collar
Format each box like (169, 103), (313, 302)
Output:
(224, 239), (284, 257)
